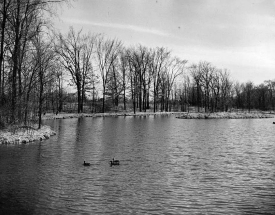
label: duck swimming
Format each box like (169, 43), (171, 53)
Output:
(110, 158), (119, 166)
(83, 161), (90, 166)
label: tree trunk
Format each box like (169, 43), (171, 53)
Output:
(77, 84), (82, 113)
(102, 86), (105, 113)
(0, 0), (7, 102)
(153, 87), (156, 113)
(123, 80), (126, 111)
(38, 69), (44, 129)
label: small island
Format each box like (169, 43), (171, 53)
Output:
(0, 125), (56, 145)
(176, 111), (275, 119)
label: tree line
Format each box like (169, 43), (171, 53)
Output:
(1, 0), (275, 129)
(53, 28), (275, 115)
(0, 0), (65, 128)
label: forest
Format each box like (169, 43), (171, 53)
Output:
(1, 0), (275, 129)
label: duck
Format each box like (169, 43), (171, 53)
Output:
(83, 161), (90, 166)
(110, 158), (120, 166)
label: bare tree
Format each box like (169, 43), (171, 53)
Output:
(220, 69), (232, 111)
(190, 63), (203, 112)
(164, 56), (187, 111)
(150, 47), (170, 112)
(125, 47), (137, 114)
(0, 0), (66, 125)
(119, 48), (129, 111)
(0, 0), (12, 101)
(199, 62), (215, 112)
(264, 80), (275, 111)
(95, 35), (122, 113)
(56, 27), (97, 113)
(209, 69), (221, 112)
(244, 81), (254, 112)
(33, 35), (56, 128)
(181, 74), (191, 112)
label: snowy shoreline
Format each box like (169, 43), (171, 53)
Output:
(2, 111), (274, 145)
(41, 111), (180, 120)
(0, 125), (56, 145)
(41, 111), (275, 120)
(176, 112), (275, 119)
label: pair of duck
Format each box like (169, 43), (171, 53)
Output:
(83, 158), (120, 166)
(110, 158), (120, 166)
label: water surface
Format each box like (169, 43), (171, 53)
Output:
(1, 116), (275, 214)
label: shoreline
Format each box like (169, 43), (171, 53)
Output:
(41, 111), (275, 120)
(0, 125), (56, 145)
(2, 111), (274, 145)
(41, 111), (181, 120)
(176, 112), (275, 119)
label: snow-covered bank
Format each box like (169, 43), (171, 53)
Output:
(176, 112), (275, 119)
(42, 111), (180, 120)
(0, 125), (56, 145)
(42, 111), (275, 120)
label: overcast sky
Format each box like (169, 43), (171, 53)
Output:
(54, 0), (275, 84)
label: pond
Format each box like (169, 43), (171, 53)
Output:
(1, 116), (275, 214)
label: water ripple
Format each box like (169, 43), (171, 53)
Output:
(1, 117), (275, 214)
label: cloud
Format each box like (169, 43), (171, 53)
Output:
(63, 18), (170, 37)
